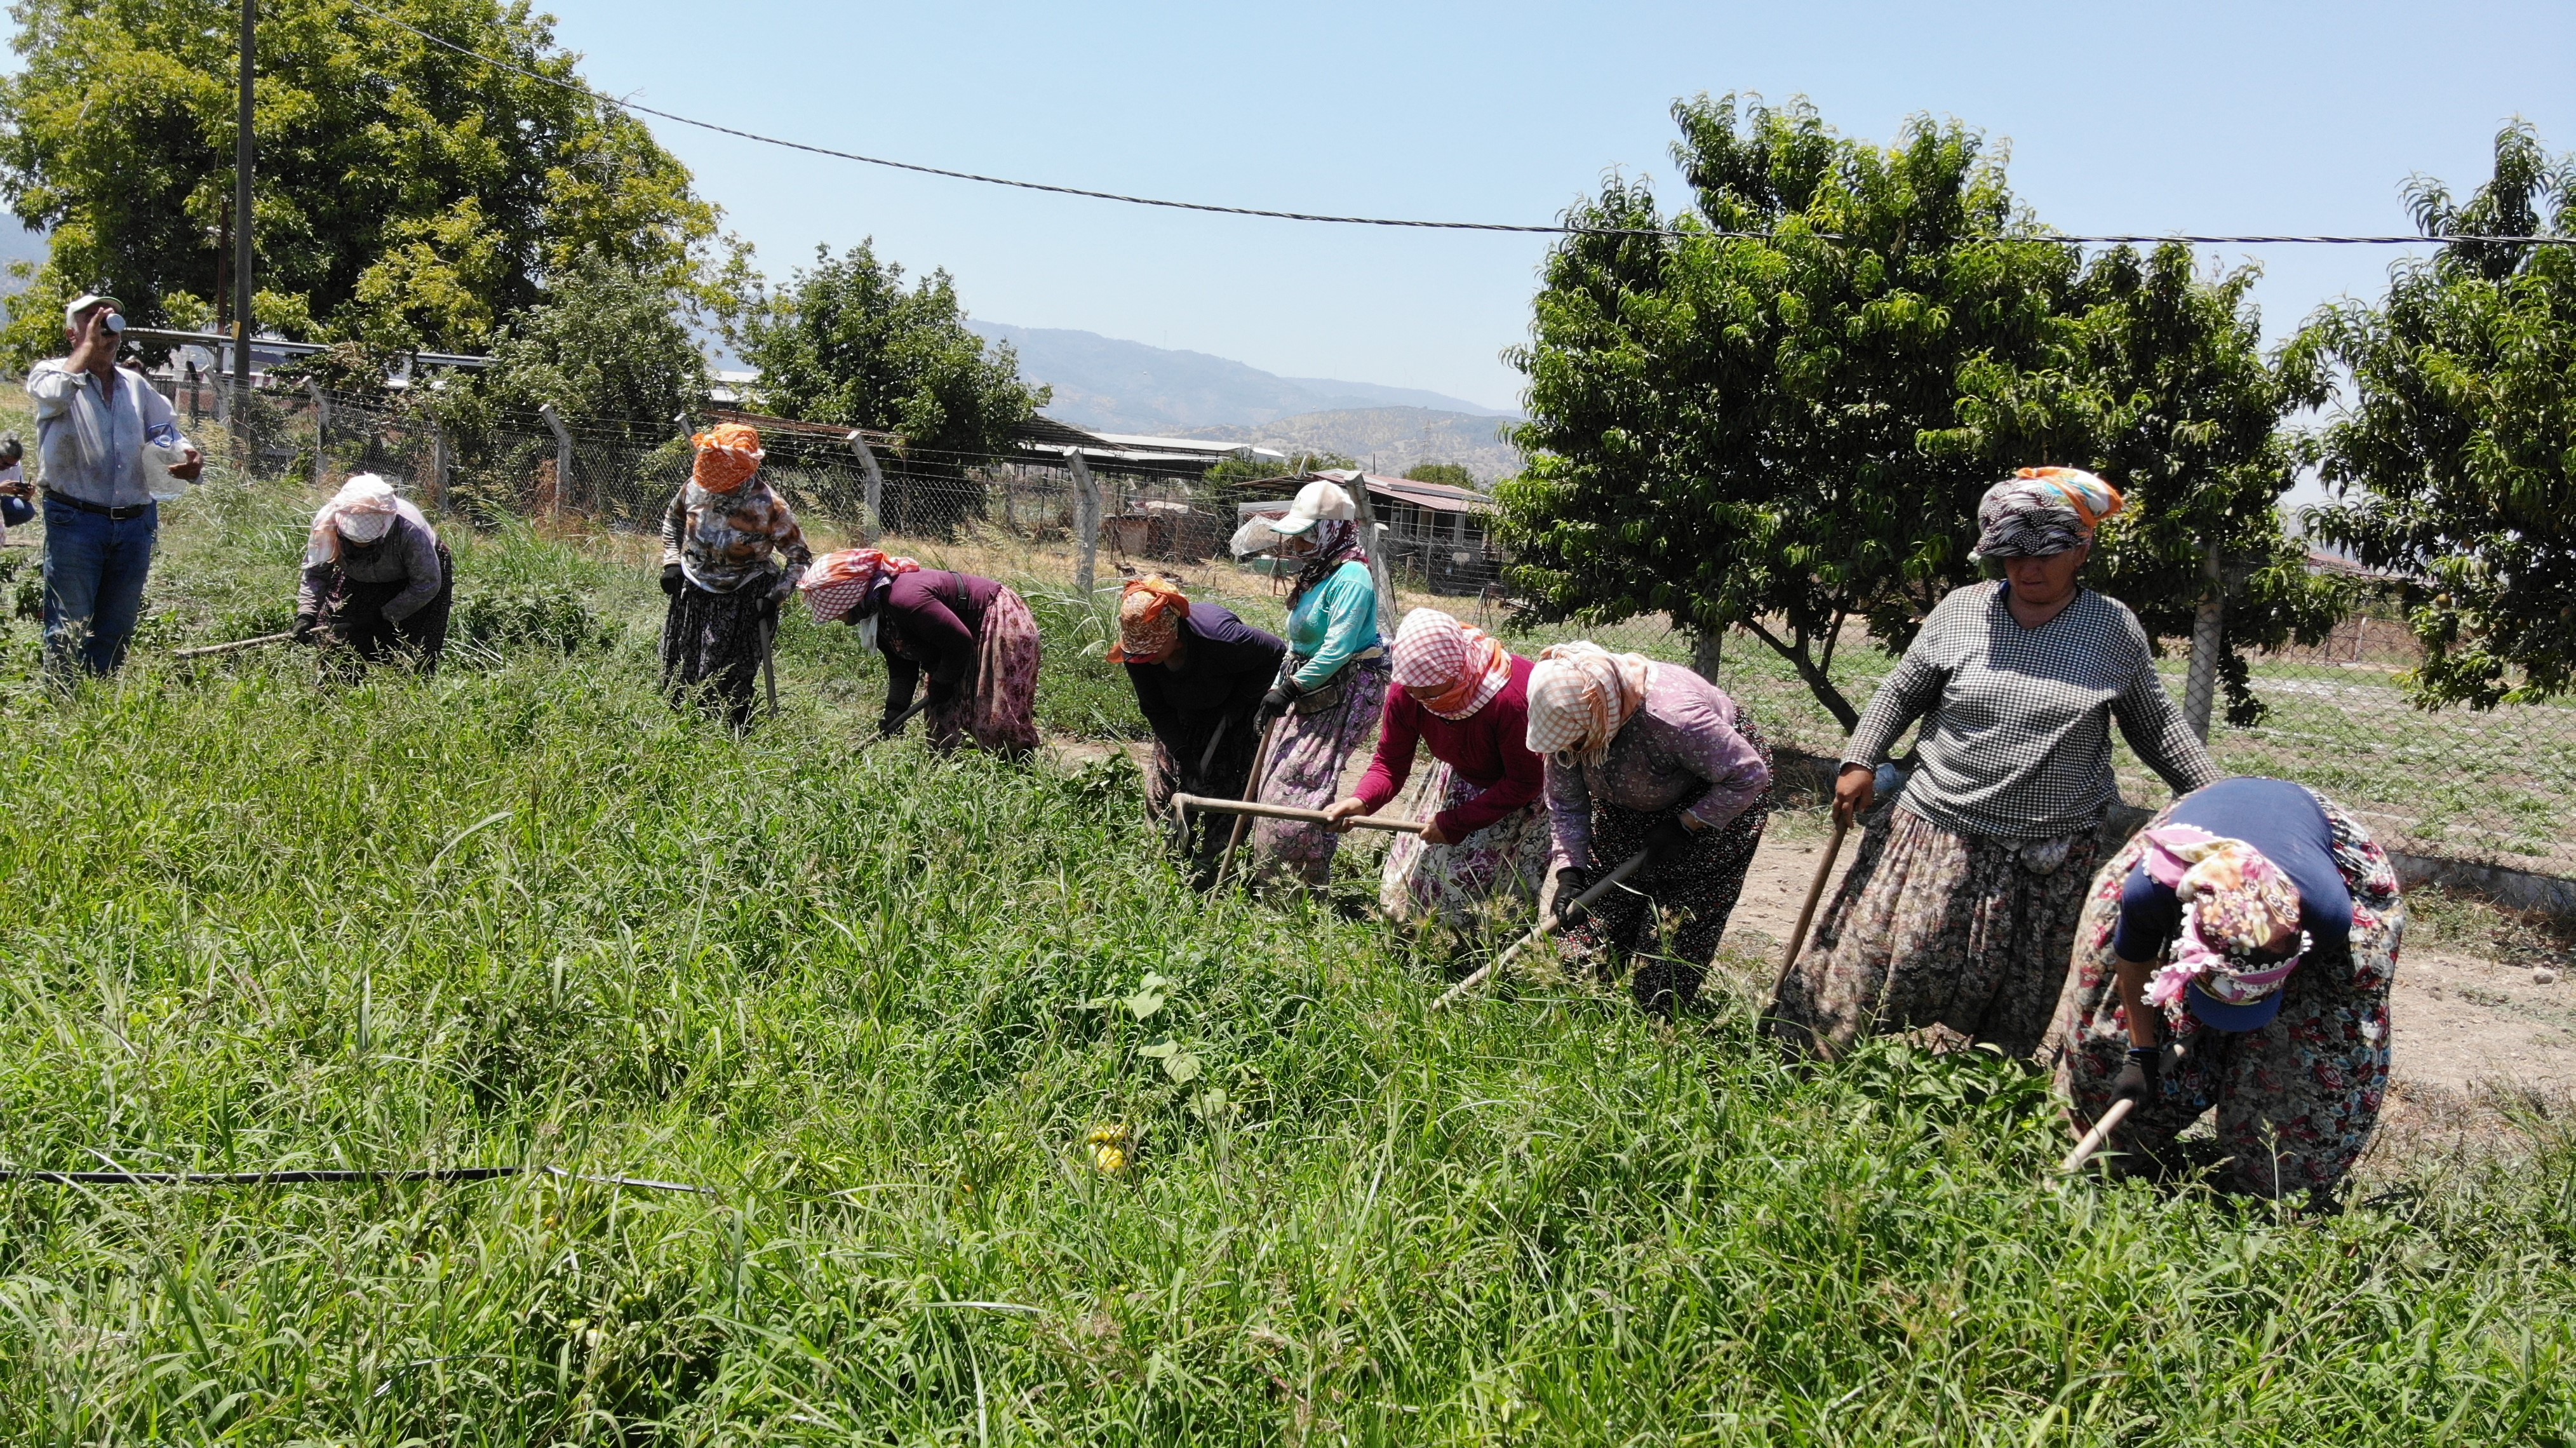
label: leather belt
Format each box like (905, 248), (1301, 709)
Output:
(43, 488), (152, 521)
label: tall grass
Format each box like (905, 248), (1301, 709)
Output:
(0, 484), (2570, 1443)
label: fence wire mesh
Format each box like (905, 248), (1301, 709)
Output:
(166, 373), (2574, 881)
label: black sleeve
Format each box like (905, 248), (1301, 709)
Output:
(1127, 663), (1186, 743)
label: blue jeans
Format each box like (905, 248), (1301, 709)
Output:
(41, 497), (157, 677)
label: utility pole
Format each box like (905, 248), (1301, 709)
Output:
(230, 1), (255, 415)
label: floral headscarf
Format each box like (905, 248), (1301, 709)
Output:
(305, 473), (431, 568)
(1286, 516), (1367, 607)
(1524, 641), (1654, 763)
(2137, 824), (2308, 1020)
(1391, 607), (1513, 720)
(1107, 577), (1191, 662)
(690, 423), (765, 494)
(1972, 467), (2124, 560)
(800, 546), (922, 624)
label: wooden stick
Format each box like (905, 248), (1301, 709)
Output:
(2058, 1098), (2136, 1175)
(1213, 713), (1287, 889)
(760, 613), (780, 717)
(866, 695), (932, 747)
(1432, 848), (1653, 1011)
(1169, 793), (1426, 834)
(1776, 814), (1851, 984)
(173, 631), (296, 659)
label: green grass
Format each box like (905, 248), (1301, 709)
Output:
(0, 481), (2572, 1442)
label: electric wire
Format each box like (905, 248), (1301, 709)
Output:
(345, 1), (2572, 248)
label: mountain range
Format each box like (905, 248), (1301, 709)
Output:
(967, 321), (1524, 481)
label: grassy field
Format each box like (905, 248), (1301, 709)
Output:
(0, 479), (2573, 1442)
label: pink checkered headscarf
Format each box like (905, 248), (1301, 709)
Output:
(1390, 608), (1514, 720)
(800, 547), (922, 623)
(1524, 641), (1654, 763)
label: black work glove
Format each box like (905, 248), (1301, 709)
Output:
(291, 612), (319, 644)
(877, 711), (908, 740)
(1552, 866), (1595, 928)
(2109, 1045), (2164, 1110)
(1259, 682), (1298, 719)
(659, 563), (685, 598)
(1642, 815), (1698, 864)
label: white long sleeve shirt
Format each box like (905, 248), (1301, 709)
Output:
(26, 359), (185, 508)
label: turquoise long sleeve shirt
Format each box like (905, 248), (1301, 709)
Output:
(1284, 560), (1381, 690)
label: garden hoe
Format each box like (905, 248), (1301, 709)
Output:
(2057, 1099), (2136, 1175)
(172, 631), (298, 660)
(1212, 712), (1289, 888)
(1431, 847), (1654, 1011)
(1169, 794), (1428, 835)
(1773, 812), (1851, 992)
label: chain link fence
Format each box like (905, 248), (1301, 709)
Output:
(163, 372), (2574, 883)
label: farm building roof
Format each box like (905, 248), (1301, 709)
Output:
(1231, 469), (1494, 515)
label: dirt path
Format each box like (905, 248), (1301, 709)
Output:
(1045, 737), (2576, 1115)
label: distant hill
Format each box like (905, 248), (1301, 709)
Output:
(1180, 407), (1523, 485)
(966, 321), (1514, 433)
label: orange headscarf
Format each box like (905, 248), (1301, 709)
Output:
(1107, 577), (1191, 662)
(691, 422), (764, 493)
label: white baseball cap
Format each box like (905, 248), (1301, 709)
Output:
(64, 292), (121, 327)
(1269, 477), (1358, 537)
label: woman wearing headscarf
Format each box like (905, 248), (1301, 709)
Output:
(660, 423), (810, 729)
(2051, 777), (2401, 1200)
(1237, 478), (1388, 887)
(800, 547), (1042, 758)
(1109, 577), (1287, 882)
(1527, 641), (1774, 1014)
(1322, 607), (1546, 930)
(1770, 468), (2224, 1059)
(296, 473), (452, 674)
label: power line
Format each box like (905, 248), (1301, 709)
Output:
(347, 0), (2574, 248)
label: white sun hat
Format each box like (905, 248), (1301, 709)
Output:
(1229, 477), (1357, 556)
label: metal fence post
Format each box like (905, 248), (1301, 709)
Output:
(305, 379), (329, 488)
(848, 431), (885, 542)
(1069, 448), (1100, 597)
(539, 403), (572, 522)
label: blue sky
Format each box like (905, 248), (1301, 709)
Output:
(540, 1), (2570, 412)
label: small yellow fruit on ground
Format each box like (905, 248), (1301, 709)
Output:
(1085, 1125), (1132, 1175)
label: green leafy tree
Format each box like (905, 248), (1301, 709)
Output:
(1497, 94), (2338, 730)
(433, 250), (711, 445)
(1496, 95), (2078, 728)
(738, 241), (1045, 532)
(1402, 461), (1476, 488)
(2307, 124), (2576, 707)
(0, 0), (720, 361)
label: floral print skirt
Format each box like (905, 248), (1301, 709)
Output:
(927, 584), (1041, 759)
(1557, 713), (1774, 1015)
(2048, 790), (2401, 1199)
(1769, 803), (2102, 1060)
(1249, 657), (1390, 887)
(1378, 759), (1550, 933)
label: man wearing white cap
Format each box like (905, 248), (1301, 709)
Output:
(23, 292), (201, 677)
